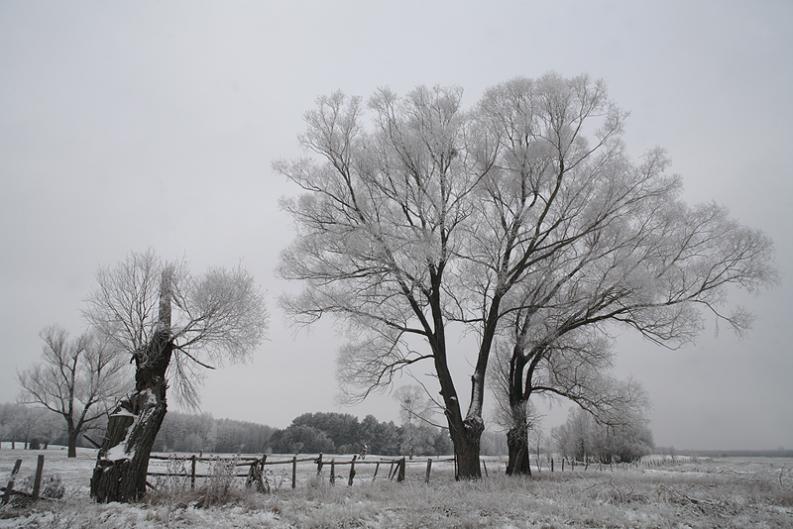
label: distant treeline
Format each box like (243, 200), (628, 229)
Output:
(668, 448), (793, 458)
(149, 410), (510, 456)
(2, 401), (512, 456)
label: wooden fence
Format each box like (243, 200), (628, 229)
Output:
(0, 455), (46, 504)
(144, 452), (686, 492)
(145, 453), (466, 490)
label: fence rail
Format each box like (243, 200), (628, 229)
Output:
(144, 452), (687, 492)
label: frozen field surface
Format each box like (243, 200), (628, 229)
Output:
(1, 448), (792, 528)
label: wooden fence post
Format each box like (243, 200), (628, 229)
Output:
(316, 453), (323, 476)
(32, 454), (45, 499)
(190, 455), (196, 490)
(2, 459), (22, 505)
(425, 458), (432, 484)
(372, 461), (380, 481)
(481, 458), (488, 478)
(292, 455), (297, 489)
(330, 459), (335, 485)
(397, 457), (405, 482)
(348, 455), (357, 486)
(561, 458), (565, 472)
(551, 458), (554, 472)
(388, 461), (395, 480)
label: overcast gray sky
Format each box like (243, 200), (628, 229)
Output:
(1, 0), (791, 450)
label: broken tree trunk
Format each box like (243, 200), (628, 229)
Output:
(90, 269), (174, 503)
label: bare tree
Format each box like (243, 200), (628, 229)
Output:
(455, 75), (775, 476)
(394, 385), (439, 458)
(553, 405), (653, 464)
(491, 332), (648, 474)
(84, 251), (267, 502)
(277, 73), (771, 479)
(494, 192), (774, 475)
(18, 326), (129, 457)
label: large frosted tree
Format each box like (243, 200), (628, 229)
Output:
(84, 251), (267, 502)
(276, 74), (774, 479)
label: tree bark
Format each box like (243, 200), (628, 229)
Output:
(505, 400), (532, 476)
(90, 269), (173, 503)
(451, 416), (484, 480)
(67, 422), (77, 458)
(506, 426), (531, 476)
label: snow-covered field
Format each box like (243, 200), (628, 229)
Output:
(1, 447), (791, 528)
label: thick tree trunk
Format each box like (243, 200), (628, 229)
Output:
(506, 426), (531, 476)
(506, 400), (532, 476)
(452, 416), (485, 480)
(90, 387), (168, 502)
(90, 269), (173, 503)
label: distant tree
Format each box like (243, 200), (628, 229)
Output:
(553, 406), (653, 463)
(84, 251), (267, 502)
(291, 412), (362, 451)
(269, 424), (335, 454)
(0, 404), (53, 449)
(18, 327), (129, 457)
(394, 385), (442, 458)
(432, 428), (453, 455)
(370, 420), (401, 456)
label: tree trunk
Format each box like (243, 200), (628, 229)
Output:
(451, 416), (484, 480)
(506, 425), (531, 476)
(90, 269), (173, 503)
(67, 422), (77, 458)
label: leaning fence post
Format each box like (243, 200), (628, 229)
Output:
(292, 455), (297, 489)
(316, 453), (323, 476)
(348, 455), (357, 486)
(397, 457), (405, 482)
(2, 459), (22, 505)
(190, 455), (197, 490)
(481, 458), (489, 478)
(372, 461), (380, 481)
(425, 458), (432, 484)
(32, 454), (45, 499)
(388, 461), (395, 480)
(330, 459), (336, 485)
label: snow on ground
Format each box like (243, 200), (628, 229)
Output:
(1, 448), (792, 528)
